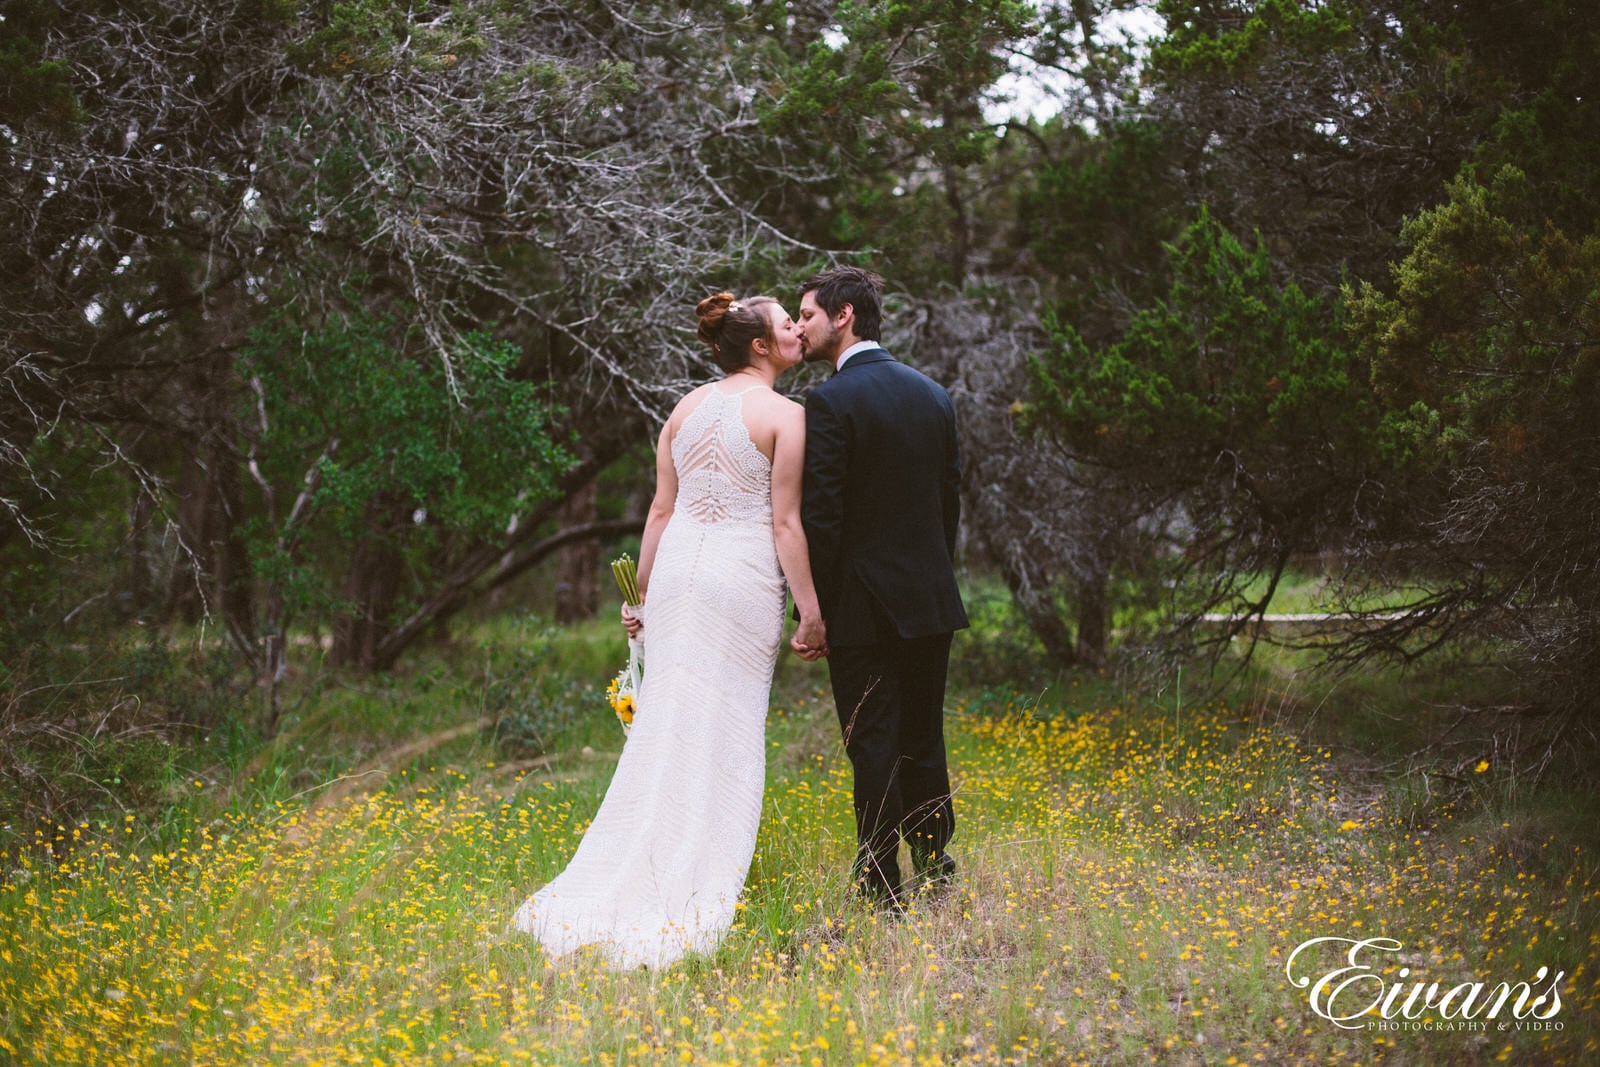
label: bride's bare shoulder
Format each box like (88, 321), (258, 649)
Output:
(741, 393), (804, 463)
(746, 387), (803, 414)
(664, 383), (716, 429)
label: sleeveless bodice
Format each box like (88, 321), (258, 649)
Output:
(670, 386), (772, 527)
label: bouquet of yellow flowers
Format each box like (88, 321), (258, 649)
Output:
(608, 554), (643, 735)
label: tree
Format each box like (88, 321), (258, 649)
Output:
(1146, 0), (1483, 291)
(760, 0), (1036, 286)
(1348, 166), (1600, 723)
(1334, 0), (1600, 733)
(237, 301), (569, 716)
(0, 0), (828, 682)
(905, 292), (1138, 668)
(1028, 210), (1383, 653)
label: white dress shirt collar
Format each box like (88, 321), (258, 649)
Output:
(835, 340), (882, 372)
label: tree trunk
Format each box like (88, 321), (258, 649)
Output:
(1000, 558), (1077, 667)
(554, 481), (599, 623)
(122, 474), (155, 618)
(163, 446), (217, 623)
(329, 497), (405, 669)
(211, 417), (256, 656)
(367, 518), (643, 671)
(1075, 569), (1108, 668)
(365, 445), (637, 671)
(941, 101), (971, 287)
(160, 283), (257, 649)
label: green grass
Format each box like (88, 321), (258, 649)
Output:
(1, 619), (1596, 1065)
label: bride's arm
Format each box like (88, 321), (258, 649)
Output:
(635, 420), (678, 602)
(771, 404), (826, 654)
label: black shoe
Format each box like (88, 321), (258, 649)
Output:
(866, 888), (907, 919)
(852, 852), (903, 905)
(911, 850), (957, 895)
(853, 871), (907, 917)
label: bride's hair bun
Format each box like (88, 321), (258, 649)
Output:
(695, 292), (737, 348)
(695, 291), (778, 373)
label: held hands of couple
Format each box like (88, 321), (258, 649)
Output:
(790, 615), (828, 661)
(625, 601), (825, 660)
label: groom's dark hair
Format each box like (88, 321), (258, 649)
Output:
(800, 266), (884, 342)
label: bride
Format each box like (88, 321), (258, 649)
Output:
(513, 292), (828, 968)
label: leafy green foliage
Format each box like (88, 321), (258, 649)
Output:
(1141, 1), (1486, 290)
(1334, 0), (1600, 718)
(1446, 0), (1600, 235)
(764, 0), (1031, 166)
(759, 0), (1035, 282)
(1353, 168), (1600, 476)
(238, 301), (572, 621)
(1026, 210), (1381, 638)
(0, 0), (82, 127)
(1151, 0), (1356, 74)
(1031, 210), (1372, 478)
(1346, 164), (1600, 710)
(1020, 117), (1190, 326)
(287, 0), (489, 76)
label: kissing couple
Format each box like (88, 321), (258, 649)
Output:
(513, 266), (968, 968)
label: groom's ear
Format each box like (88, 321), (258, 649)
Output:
(835, 302), (854, 329)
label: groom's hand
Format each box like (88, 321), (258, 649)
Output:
(790, 635), (827, 661)
(791, 617), (828, 661)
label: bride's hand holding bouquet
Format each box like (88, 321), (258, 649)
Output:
(609, 554), (644, 734)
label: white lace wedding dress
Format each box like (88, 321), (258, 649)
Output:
(513, 383), (786, 968)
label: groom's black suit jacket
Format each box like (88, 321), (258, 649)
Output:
(801, 348), (968, 647)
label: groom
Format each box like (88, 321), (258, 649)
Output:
(792, 266), (968, 908)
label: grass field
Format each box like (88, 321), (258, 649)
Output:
(1, 614), (1595, 1065)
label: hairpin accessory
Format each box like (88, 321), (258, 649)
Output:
(729, 301), (743, 312)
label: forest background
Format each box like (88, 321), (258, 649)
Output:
(2, 1), (1598, 1064)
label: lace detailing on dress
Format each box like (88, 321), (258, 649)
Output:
(671, 386), (772, 526)
(513, 383), (785, 969)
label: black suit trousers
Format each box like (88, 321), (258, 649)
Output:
(827, 631), (955, 897)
